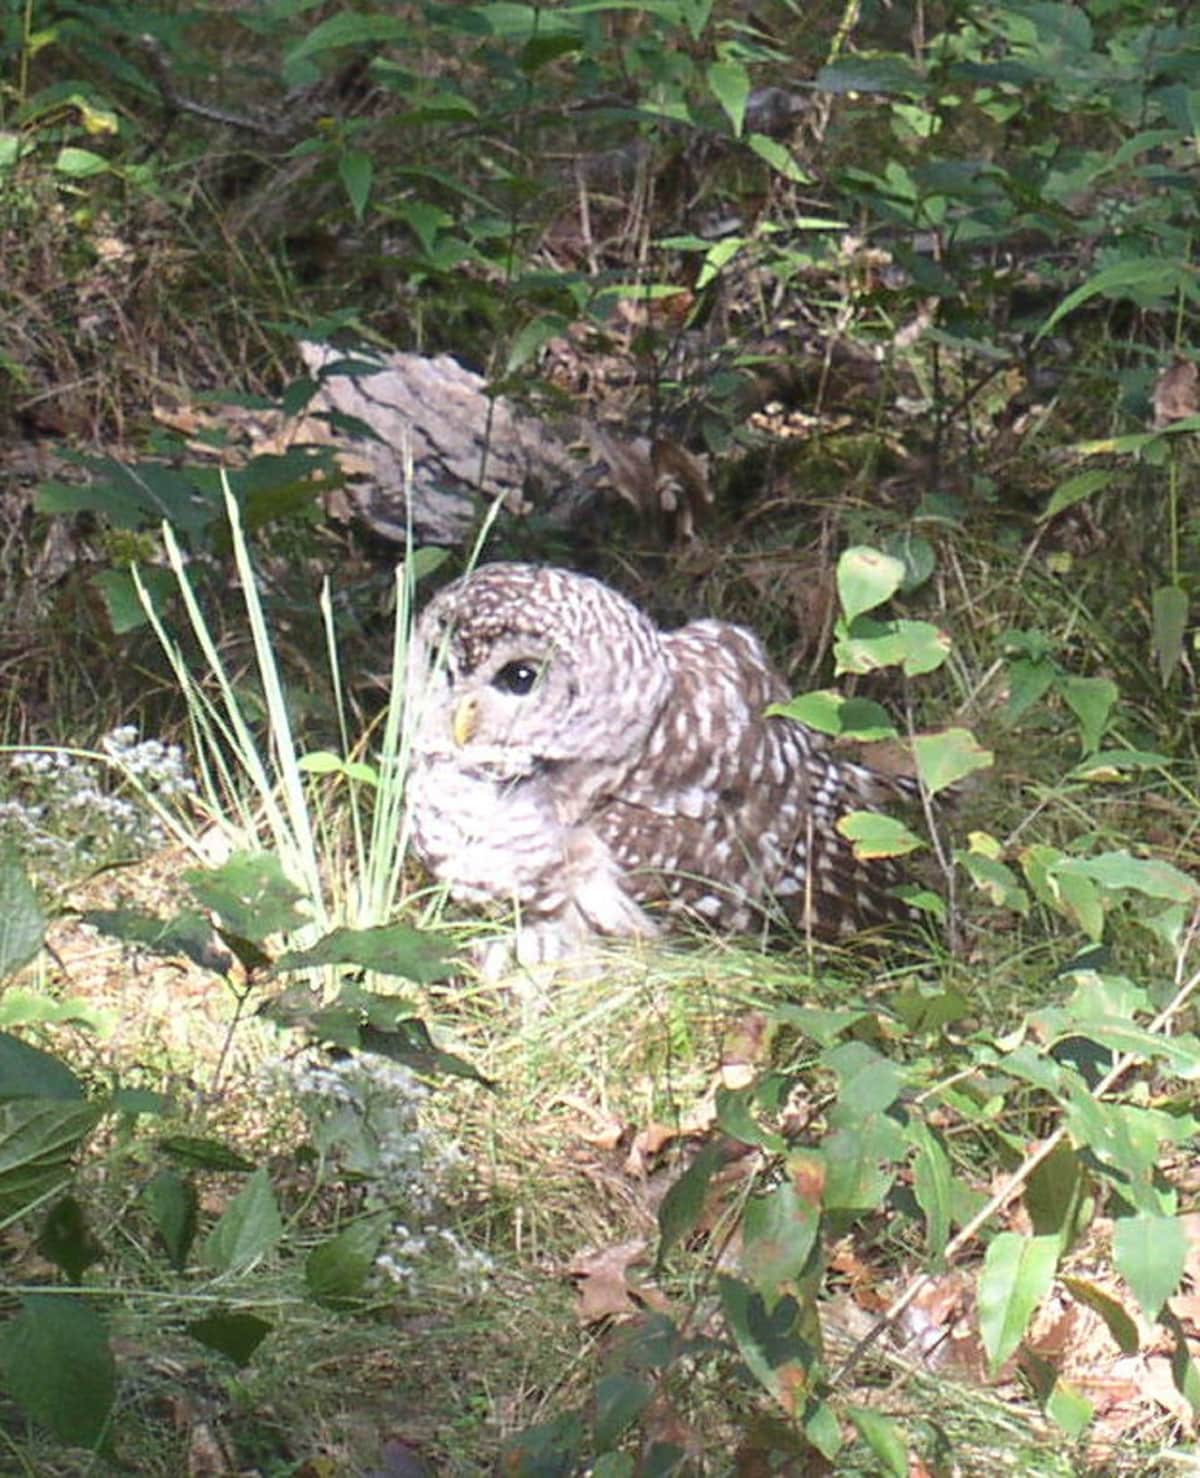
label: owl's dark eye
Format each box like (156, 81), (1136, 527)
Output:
(493, 660), (541, 696)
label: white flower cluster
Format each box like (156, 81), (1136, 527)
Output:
(100, 725), (196, 799)
(1, 728), (196, 866)
(280, 1051), (492, 1295)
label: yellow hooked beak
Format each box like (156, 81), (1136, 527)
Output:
(452, 695), (480, 748)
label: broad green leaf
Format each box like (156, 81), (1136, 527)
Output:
(0, 1032), (83, 1101)
(0, 1101), (102, 1223)
(507, 312), (569, 372)
(142, 1169), (198, 1270)
(837, 810), (924, 859)
(1005, 656), (1058, 721)
(1056, 870), (1104, 939)
(285, 11), (409, 66)
(1112, 1213), (1186, 1319)
(1060, 676), (1117, 753)
(1054, 852), (1197, 903)
(835, 617), (950, 676)
(54, 146), (108, 177)
(338, 148), (373, 221)
(186, 853), (309, 943)
(305, 1213), (388, 1305)
(846, 1406), (908, 1477)
(823, 1042), (902, 1112)
(0, 856), (45, 980)
(957, 850), (1030, 913)
(202, 1167), (283, 1274)
(746, 132), (811, 183)
(277, 922), (455, 983)
(707, 59), (750, 135)
(1070, 748), (1172, 781)
(593, 1373), (652, 1450)
(837, 547), (905, 623)
(1040, 469), (1113, 521)
(714, 1083), (786, 1151)
(1036, 258), (1196, 340)
(657, 1141), (723, 1269)
(3, 1294), (115, 1448)
(157, 1136), (255, 1172)
(741, 1180), (821, 1298)
(94, 566), (175, 633)
(83, 907), (226, 974)
(881, 530), (936, 592)
(187, 1312), (272, 1366)
(822, 1113), (905, 1216)
(907, 1120), (952, 1260)
(977, 1232), (1059, 1375)
(717, 1276), (815, 1417)
(1044, 1378), (1094, 1437)
(1152, 585), (1189, 686)
(37, 1196), (103, 1282)
(768, 691), (896, 739)
(1025, 1141), (1085, 1247)
(817, 55), (929, 95)
(804, 1398), (844, 1460)
(913, 727), (993, 795)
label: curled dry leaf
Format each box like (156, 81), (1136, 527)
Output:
(568, 1239), (670, 1323)
(1152, 358), (1199, 428)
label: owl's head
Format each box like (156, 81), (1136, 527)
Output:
(409, 563), (672, 773)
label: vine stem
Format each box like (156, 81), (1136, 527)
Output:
(831, 914), (1200, 1389)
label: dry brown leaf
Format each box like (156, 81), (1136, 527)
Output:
(568, 1239), (662, 1324)
(1153, 358), (1199, 428)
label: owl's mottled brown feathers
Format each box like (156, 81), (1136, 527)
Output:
(406, 564), (921, 963)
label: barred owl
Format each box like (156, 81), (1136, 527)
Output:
(406, 563), (920, 963)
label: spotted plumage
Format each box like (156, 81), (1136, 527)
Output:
(406, 563), (920, 962)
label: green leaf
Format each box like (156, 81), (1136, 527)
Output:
(834, 617), (950, 677)
(837, 546), (905, 623)
(1005, 656), (1058, 721)
(1036, 258), (1196, 340)
(358, 1018), (493, 1087)
(1152, 585), (1189, 686)
(338, 148), (373, 221)
(1061, 1277), (1139, 1355)
(907, 1120), (952, 1260)
(707, 59), (750, 136)
(93, 566), (176, 634)
(846, 1406), (908, 1477)
(1060, 676), (1117, 753)
(0, 1100), (101, 1222)
(0, 856), (46, 980)
(37, 1195), (104, 1282)
(202, 1168), (283, 1273)
(1054, 852), (1197, 904)
(1040, 469), (1113, 521)
(1044, 1377), (1094, 1437)
(957, 850), (1030, 914)
(0, 1033), (84, 1101)
(187, 1311), (272, 1367)
(276, 922), (455, 983)
(54, 146), (108, 177)
(142, 1169), (199, 1270)
(3, 1294), (115, 1448)
(746, 131), (811, 183)
(156, 1135), (255, 1172)
(717, 1276), (815, 1416)
(913, 727), (993, 795)
(83, 907), (226, 975)
(1025, 1141), (1085, 1248)
(507, 312), (569, 373)
(305, 1213), (388, 1306)
(593, 1373), (652, 1451)
(767, 691), (896, 740)
(836, 810), (924, 859)
(977, 1232), (1059, 1375)
(1112, 1213), (1186, 1319)
(656, 1142), (723, 1269)
(741, 1179), (821, 1299)
(186, 853), (309, 944)
(518, 32), (581, 72)
(285, 11), (410, 66)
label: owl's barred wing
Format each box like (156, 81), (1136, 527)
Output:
(596, 617), (921, 937)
